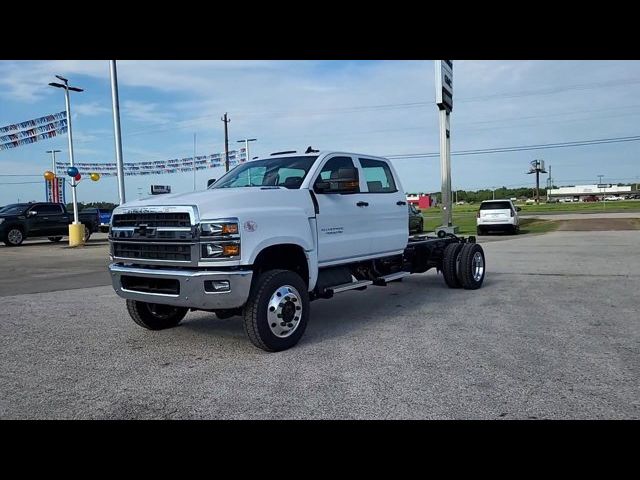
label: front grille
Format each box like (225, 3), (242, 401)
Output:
(113, 242), (192, 261)
(121, 275), (180, 295)
(112, 212), (191, 228)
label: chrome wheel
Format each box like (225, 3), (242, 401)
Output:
(266, 285), (303, 338)
(7, 229), (23, 245)
(472, 251), (484, 282)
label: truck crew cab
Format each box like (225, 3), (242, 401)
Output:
(108, 150), (485, 351)
(0, 202), (99, 246)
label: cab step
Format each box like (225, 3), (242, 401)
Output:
(325, 279), (373, 295)
(373, 271), (411, 286)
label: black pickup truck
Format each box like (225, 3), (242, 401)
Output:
(0, 202), (99, 246)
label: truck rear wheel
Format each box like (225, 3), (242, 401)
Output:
(458, 243), (485, 290)
(243, 269), (310, 352)
(442, 242), (464, 288)
(126, 299), (188, 330)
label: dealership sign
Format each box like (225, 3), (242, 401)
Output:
(435, 60), (453, 112)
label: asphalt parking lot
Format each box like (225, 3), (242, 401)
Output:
(1, 226), (638, 419)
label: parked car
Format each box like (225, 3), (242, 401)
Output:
(476, 199), (520, 235)
(582, 195), (599, 202)
(0, 202), (99, 246)
(604, 196), (623, 201)
(82, 207), (113, 232)
(408, 203), (423, 234)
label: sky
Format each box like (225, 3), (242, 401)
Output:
(1, 60), (639, 205)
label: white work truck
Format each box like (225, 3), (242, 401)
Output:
(108, 150), (485, 351)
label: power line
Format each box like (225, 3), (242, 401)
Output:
(386, 134), (640, 159)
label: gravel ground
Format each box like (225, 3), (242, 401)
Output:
(1, 230), (638, 419)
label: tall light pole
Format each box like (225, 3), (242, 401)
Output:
(46, 149), (61, 175)
(109, 60), (126, 205)
(49, 76), (83, 234)
(237, 138), (257, 163)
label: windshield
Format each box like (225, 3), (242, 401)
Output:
(0, 204), (29, 215)
(210, 156), (318, 189)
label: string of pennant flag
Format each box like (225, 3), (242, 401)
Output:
(0, 111), (67, 134)
(0, 119), (67, 143)
(0, 125), (68, 151)
(55, 150), (248, 177)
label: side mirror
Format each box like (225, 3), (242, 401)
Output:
(28, 210), (37, 217)
(516, 206), (522, 212)
(207, 178), (217, 188)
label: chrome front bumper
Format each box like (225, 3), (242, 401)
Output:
(109, 263), (253, 310)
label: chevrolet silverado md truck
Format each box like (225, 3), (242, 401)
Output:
(108, 150), (485, 351)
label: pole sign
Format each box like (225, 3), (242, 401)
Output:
(150, 185), (171, 195)
(45, 177), (66, 203)
(435, 60), (453, 112)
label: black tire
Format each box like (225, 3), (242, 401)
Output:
(476, 226), (484, 236)
(458, 243), (486, 290)
(243, 269), (310, 352)
(48, 236), (63, 242)
(126, 299), (188, 330)
(3, 226), (24, 246)
(513, 225), (520, 235)
(442, 242), (464, 288)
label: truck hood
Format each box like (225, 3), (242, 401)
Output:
(116, 187), (315, 220)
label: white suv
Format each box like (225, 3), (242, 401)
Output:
(476, 199), (520, 235)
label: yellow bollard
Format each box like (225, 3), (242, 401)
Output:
(68, 223), (85, 247)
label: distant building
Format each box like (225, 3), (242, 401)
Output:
(547, 184), (633, 201)
(406, 193), (432, 209)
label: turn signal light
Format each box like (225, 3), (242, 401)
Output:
(222, 244), (240, 256)
(221, 223), (238, 234)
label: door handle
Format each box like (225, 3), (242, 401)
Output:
(356, 201), (369, 207)
(396, 201), (407, 206)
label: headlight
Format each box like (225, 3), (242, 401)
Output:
(199, 219), (240, 260)
(201, 241), (240, 259)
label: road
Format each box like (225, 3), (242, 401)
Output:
(1, 229), (638, 419)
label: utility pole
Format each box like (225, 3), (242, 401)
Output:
(221, 113), (231, 172)
(527, 159), (547, 204)
(547, 165), (552, 201)
(598, 174), (606, 210)
(110, 60), (126, 205)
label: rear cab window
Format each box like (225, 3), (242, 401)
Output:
(359, 158), (397, 193)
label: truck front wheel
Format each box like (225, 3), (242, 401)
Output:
(243, 269), (310, 352)
(126, 299), (188, 330)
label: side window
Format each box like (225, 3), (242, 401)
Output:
(38, 204), (63, 214)
(359, 158), (397, 193)
(314, 156), (359, 189)
(276, 168), (306, 189)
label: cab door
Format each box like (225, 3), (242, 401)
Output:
(356, 157), (408, 257)
(312, 155), (372, 265)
